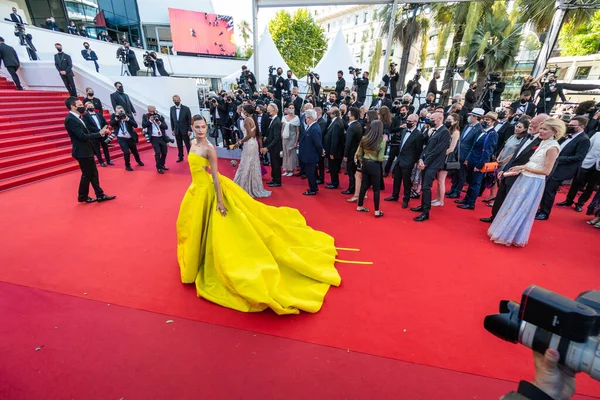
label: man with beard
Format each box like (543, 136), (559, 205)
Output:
(335, 70), (346, 99)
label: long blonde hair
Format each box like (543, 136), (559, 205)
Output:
(540, 118), (566, 141)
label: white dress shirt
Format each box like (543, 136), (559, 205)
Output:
(582, 133), (600, 170)
(560, 131), (581, 151)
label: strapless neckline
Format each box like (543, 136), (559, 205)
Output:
(189, 152), (208, 162)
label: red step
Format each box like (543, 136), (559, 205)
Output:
(0, 112), (68, 123)
(0, 138), (72, 157)
(0, 89), (69, 97)
(0, 146), (73, 168)
(0, 131), (66, 148)
(0, 106), (67, 117)
(0, 124), (65, 140)
(0, 98), (69, 107)
(0, 117), (65, 130)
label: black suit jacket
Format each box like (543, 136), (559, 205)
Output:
(324, 118), (345, 159)
(344, 121), (363, 160)
(397, 128), (424, 168)
(65, 113), (101, 158)
(502, 135), (542, 186)
(464, 89), (476, 111)
(82, 112), (107, 134)
(257, 113), (270, 139)
(510, 100), (536, 118)
(142, 113), (170, 143)
(264, 116), (282, 153)
(428, 78), (442, 97)
(421, 126), (451, 170)
(284, 78), (298, 92)
(110, 114), (139, 142)
(0, 43), (20, 68)
(54, 53), (74, 76)
(170, 104), (192, 135)
(292, 96), (303, 116)
(335, 78), (346, 98)
(550, 133), (591, 181)
(124, 49), (140, 74)
(10, 13), (24, 24)
(110, 91), (136, 114)
(370, 97), (393, 110)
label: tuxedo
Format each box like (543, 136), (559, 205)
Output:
(110, 113), (142, 168)
(273, 75), (285, 99)
(539, 132), (591, 217)
(54, 52), (77, 96)
(370, 96), (393, 110)
(142, 113), (170, 170)
(510, 100), (536, 118)
(170, 104), (192, 158)
(344, 120), (363, 192)
(391, 127), (424, 202)
(10, 13), (24, 24)
(324, 117), (345, 187)
(0, 42), (22, 89)
(110, 91), (136, 115)
(449, 123), (482, 196)
(299, 122), (324, 193)
(81, 49), (99, 72)
(317, 117), (328, 180)
(420, 126), (451, 212)
(464, 127), (498, 207)
(264, 116), (283, 184)
(82, 111), (111, 165)
(284, 78), (298, 93)
(65, 112), (105, 200)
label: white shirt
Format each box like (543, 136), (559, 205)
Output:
(151, 120), (162, 137)
(476, 126), (495, 142)
(516, 134), (539, 157)
(582, 133), (600, 169)
(400, 128), (415, 150)
(559, 131), (582, 151)
(70, 111), (86, 126)
(117, 119), (131, 139)
(90, 113), (102, 129)
(175, 107), (181, 121)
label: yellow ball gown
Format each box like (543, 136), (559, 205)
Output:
(177, 153), (342, 315)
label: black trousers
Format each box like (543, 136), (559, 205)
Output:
(117, 137), (142, 166)
(346, 159), (357, 192)
(6, 66), (22, 89)
(358, 160), (381, 210)
(491, 177), (515, 219)
(91, 138), (111, 164)
(539, 178), (562, 216)
(76, 157), (103, 200)
(305, 162), (318, 192)
(175, 133), (191, 159)
(421, 167), (439, 213)
(151, 138), (168, 169)
(269, 148), (282, 184)
(328, 157), (342, 186)
(384, 145), (400, 174)
(392, 164), (413, 202)
(60, 74), (77, 96)
(450, 162), (468, 194)
(222, 126), (236, 147)
(566, 167), (600, 206)
(318, 156), (325, 181)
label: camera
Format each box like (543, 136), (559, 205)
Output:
(485, 285), (600, 381)
(487, 71), (502, 83)
(116, 47), (128, 63)
(142, 51), (154, 65)
(116, 111), (127, 119)
(104, 131), (116, 144)
(349, 66), (362, 75)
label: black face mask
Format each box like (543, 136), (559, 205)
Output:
(400, 112), (407, 118)
(287, 74), (292, 78)
(86, 108), (95, 113)
(76, 106), (86, 114)
(378, 93), (384, 98)
(402, 100), (409, 105)
(174, 101), (181, 106)
(117, 86), (124, 93)
(84, 45), (89, 49)
(406, 121), (415, 129)
(87, 92), (94, 97)
(56, 48), (62, 53)
(444, 120), (453, 128)
(497, 111), (506, 120)
(481, 121), (490, 129)
(566, 126), (577, 134)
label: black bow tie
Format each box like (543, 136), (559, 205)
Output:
(567, 134), (573, 139)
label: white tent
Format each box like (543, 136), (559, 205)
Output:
(222, 26), (292, 87)
(300, 29), (355, 87)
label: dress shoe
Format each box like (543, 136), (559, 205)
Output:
(347, 197), (358, 203)
(161, 166), (169, 171)
(401, 201), (409, 209)
(316, 180), (324, 185)
(303, 191), (317, 196)
(457, 204), (475, 210)
(574, 205), (583, 212)
(480, 217), (494, 223)
(446, 193), (460, 199)
(100, 162), (107, 167)
(384, 196), (398, 202)
(96, 194), (116, 203)
(444, 190), (454, 196)
(107, 161), (114, 166)
(125, 166), (134, 171)
(268, 183), (281, 187)
(301, 175), (307, 179)
(454, 199), (466, 204)
(413, 212), (429, 222)
(293, 172), (302, 177)
(341, 190), (353, 195)
(556, 200), (573, 207)
(266, 181), (274, 185)
(410, 205), (423, 212)
(325, 184), (338, 189)
(176, 158), (184, 163)
(78, 197), (97, 204)
(157, 169), (164, 174)
(137, 161), (145, 167)
(535, 212), (549, 221)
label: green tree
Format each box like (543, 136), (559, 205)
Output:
(514, 0), (594, 34)
(269, 8), (327, 77)
(369, 39), (382, 78)
(559, 10), (600, 56)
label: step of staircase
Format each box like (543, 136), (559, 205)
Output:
(0, 107), (67, 117)
(0, 131), (67, 148)
(0, 124), (66, 140)
(0, 117), (66, 130)
(0, 89), (69, 97)
(0, 138), (72, 157)
(0, 98), (69, 108)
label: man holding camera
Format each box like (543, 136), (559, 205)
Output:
(110, 106), (143, 171)
(170, 95), (192, 161)
(353, 70), (369, 105)
(480, 72), (505, 113)
(427, 71), (448, 103)
(382, 64), (399, 100)
(117, 42), (139, 76)
(110, 82), (136, 116)
(307, 72), (322, 107)
(239, 65), (257, 94)
(142, 106), (172, 174)
(208, 96), (230, 147)
(64, 97), (115, 204)
(535, 75), (566, 115)
(144, 51), (169, 77)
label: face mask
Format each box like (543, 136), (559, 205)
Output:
(76, 106), (86, 114)
(423, 118), (431, 125)
(117, 86), (124, 93)
(400, 112), (407, 118)
(174, 101), (180, 106)
(86, 108), (94, 113)
(288, 74), (292, 78)
(481, 121), (489, 129)
(566, 126), (577, 134)
(444, 120), (453, 128)
(520, 99), (527, 105)
(379, 93), (384, 98)
(84, 45), (89, 49)
(406, 121), (415, 129)
(87, 92), (94, 97)
(402, 100), (409, 104)
(56, 48), (62, 52)
(497, 111), (506, 120)
(467, 116), (473, 124)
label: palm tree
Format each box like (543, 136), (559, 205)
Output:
(238, 20), (252, 48)
(515, 0), (594, 33)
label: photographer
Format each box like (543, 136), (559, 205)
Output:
(464, 81), (477, 112)
(291, 87), (303, 117)
(427, 71), (448, 103)
(284, 70), (297, 93)
(335, 70), (346, 99)
(144, 52), (169, 77)
(405, 71), (422, 103)
(511, 91), (536, 118)
(480, 72), (505, 113)
(273, 67), (285, 101)
(353, 70), (370, 105)
(110, 106), (144, 171)
(142, 105), (172, 174)
(383, 105), (409, 177)
(116, 42), (140, 76)
(382, 63), (399, 100)
(209, 96), (231, 147)
(535, 74), (566, 115)
(307, 72), (322, 106)
(238, 65), (257, 94)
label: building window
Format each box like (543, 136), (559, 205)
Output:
(364, 12), (368, 23)
(574, 66), (591, 80)
(355, 15), (358, 25)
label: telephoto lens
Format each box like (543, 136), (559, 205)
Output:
(104, 132), (116, 144)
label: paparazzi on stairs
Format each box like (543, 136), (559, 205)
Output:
(110, 106), (144, 171)
(142, 106), (173, 174)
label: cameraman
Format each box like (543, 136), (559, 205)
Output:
(383, 105), (409, 177)
(209, 96), (231, 147)
(511, 91), (536, 118)
(239, 65), (257, 94)
(273, 67), (285, 101)
(116, 42), (140, 76)
(110, 105), (144, 171)
(142, 105), (172, 174)
(480, 72), (505, 113)
(354, 70), (370, 105)
(144, 51), (169, 77)
(535, 74), (566, 115)
(427, 70), (448, 102)
(335, 70), (346, 99)
(382, 63), (399, 100)
(307, 72), (322, 106)
(405, 71), (422, 103)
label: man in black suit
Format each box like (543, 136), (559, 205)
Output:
(342, 107), (363, 195)
(10, 7), (24, 24)
(54, 43), (77, 96)
(83, 87), (103, 115)
(370, 87), (393, 110)
(480, 75), (505, 113)
(0, 37), (23, 90)
(417, 93), (437, 115)
(208, 96), (230, 147)
(536, 76), (566, 115)
(494, 107), (516, 154)
(480, 114), (549, 223)
(82, 101), (111, 167)
(386, 114), (424, 208)
(239, 65), (257, 94)
(64, 97), (115, 204)
(298, 109), (323, 195)
(110, 81), (136, 115)
(170, 95), (193, 161)
(143, 106), (173, 174)
(261, 104), (282, 187)
(536, 116), (591, 220)
(324, 107), (345, 189)
(291, 87), (303, 116)
(354, 70), (369, 105)
(411, 112), (450, 221)
(510, 91), (536, 118)
(464, 82), (477, 112)
(382, 64), (399, 100)
(256, 105), (270, 165)
(335, 71), (346, 99)
(428, 71), (448, 102)
(110, 105), (144, 171)
(81, 42), (99, 72)
(316, 107), (327, 184)
(284, 70), (298, 93)
(119, 42), (140, 76)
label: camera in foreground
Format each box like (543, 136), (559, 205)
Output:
(349, 66), (362, 75)
(484, 285), (600, 381)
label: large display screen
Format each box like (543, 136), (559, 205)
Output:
(168, 8), (236, 57)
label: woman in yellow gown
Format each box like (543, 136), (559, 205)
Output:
(177, 115), (341, 315)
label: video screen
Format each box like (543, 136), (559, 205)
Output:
(168, 8), (236, 57)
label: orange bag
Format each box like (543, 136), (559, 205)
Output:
(480, 162), (498, 173)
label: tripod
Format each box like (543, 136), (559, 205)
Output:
(120, 61), (130, 76)
(476, 85), (494, 112)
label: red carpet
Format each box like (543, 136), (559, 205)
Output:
(0, 156), (598, 398)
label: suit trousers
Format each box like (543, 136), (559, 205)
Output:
(566, 167), (600, 206)
(60, 74), (77, 96)
(464, 168), (484, 207)
(151, 139), (168, 169)
(384, 145), (400, 174)
(421, 167), (439, 213)
(392, 164), (413, 202)
(491, 177), (515, 219)
(305, 162), (318, 192)
(222, 126), (236, 147)
(269, 148), (282, 184)
(91, 138), (111, 164)
(175, 133), (191, 159)
(539, 178), (563, 216)
(76, 157), (104, 200)
(318, 156), (325, 181)
(358, 160), (381, 210)
(6, 66), (22, 89)
(117, 137), (141, 166)
(329, 157), (342, 186)
(451, 163), (468, 194)
(346, 159), (357, 192)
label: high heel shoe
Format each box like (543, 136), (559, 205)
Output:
(347, 197), (358, 203)
(431, 200), (444, 207)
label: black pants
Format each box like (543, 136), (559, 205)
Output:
(328, 157), (342, 187)
(222, 126), (236, 147)
(491, 177), (515, 219)
(118, 137), (142, 167)
(91, 138), (111, 164)
(151, 138), (168, 169)
(346, 159), (357, 192)
(421, 167), (439, 213)
(175, 133), (191, 159)
(318, 156), (325, 181)
(60, 74), (77, 96)
(269, 148), (282, 184)
(450, 162), (468, 194)
(392, 164), (413, 202)
(539, 178), (562, 216)
(566, 167), (600, 206)
(6, 66), (22, 89)
(76, 157), (103, 200)
(384, 145), (400, 175)
(358, 160), (381, 210)
(305, 162), (318, 192)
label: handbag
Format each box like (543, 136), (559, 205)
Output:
(444, 136), (460, 170)
(480, 162), (498, 173)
